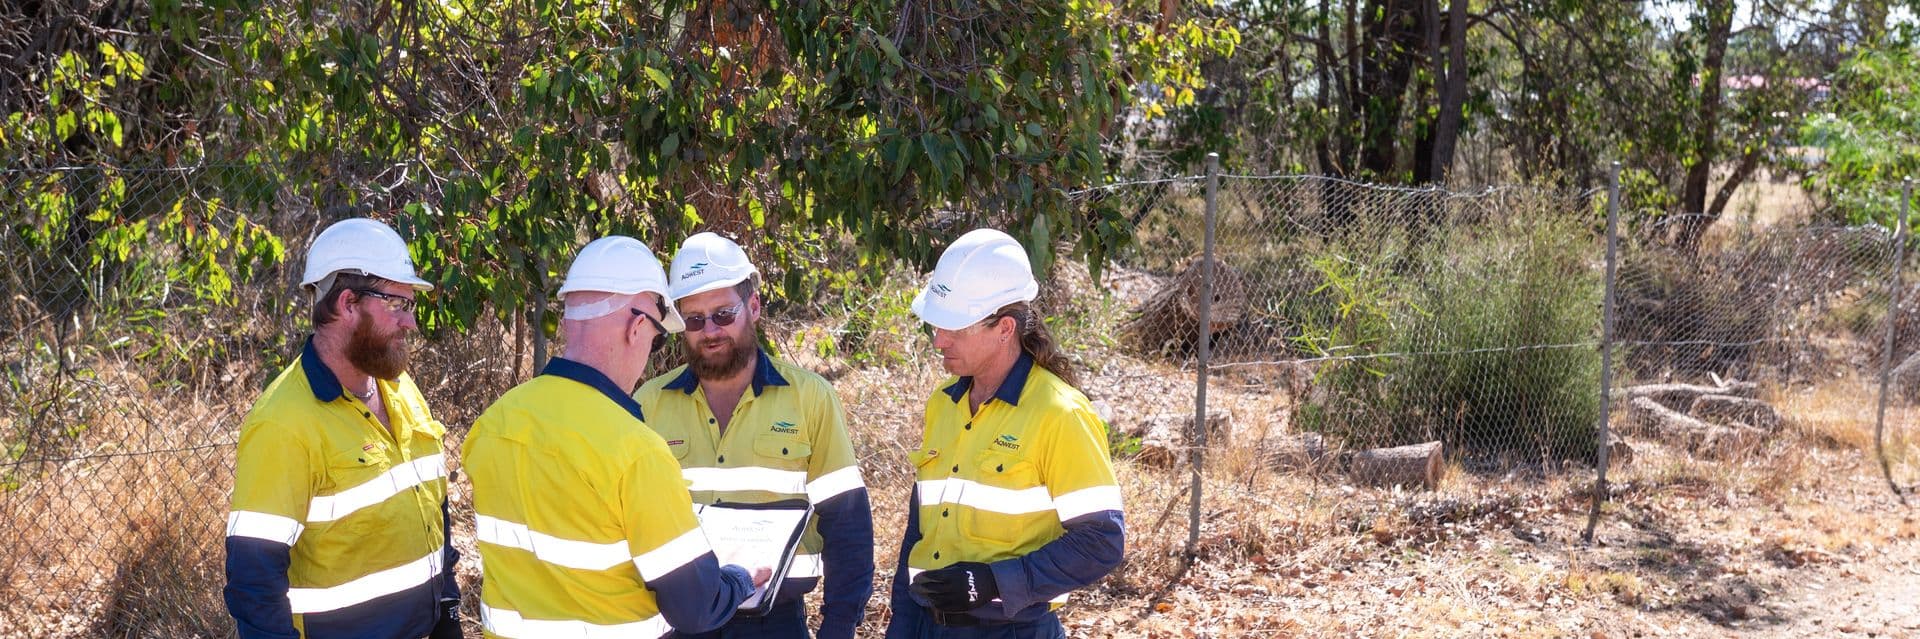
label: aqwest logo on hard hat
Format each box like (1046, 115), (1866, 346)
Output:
(930, 283), (952, 298)
(680, 262), (710, 280)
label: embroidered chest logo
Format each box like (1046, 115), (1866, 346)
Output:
(994, 434), (1021, 450)
(771, 420), (800, 435)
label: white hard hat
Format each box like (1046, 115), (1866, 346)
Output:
(300, 218), (434, 294)
(668, 232), (759, 301)
(911, 228), (1039, 330)
(557, 236), (686, 333)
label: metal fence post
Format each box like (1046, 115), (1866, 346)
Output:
(1583, 161), (1623, 544)
(1875, 178), (1912, 500)
(1187, 153), (1220, 560)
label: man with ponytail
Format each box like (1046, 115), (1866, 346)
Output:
(886, 228), (1126, 638)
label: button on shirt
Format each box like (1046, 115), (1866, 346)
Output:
(224, 337), (459, 639)
(636, 349), (874, 639)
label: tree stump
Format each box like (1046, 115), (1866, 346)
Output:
(1259, 432), (1330, 473)
(1123, 254), (1249, 355)
(1348, 441), (1444, 489)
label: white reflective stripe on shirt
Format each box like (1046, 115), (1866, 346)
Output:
(786, 552), (822, 579)
(226, 510), (304, 546)
(480, 602), (672, 639)
(474, 514), (628, 571)
(682, 466), (807, 495)
(916, 478), (1055, 515)
(805, 466), (865, 504)
(287, 545), (444, 614)
(1051, 485), (1124, 522)
(631, 528), (712, 582)
(306, 454), (447, 523)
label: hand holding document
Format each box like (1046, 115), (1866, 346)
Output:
(694, 499), (812, 617)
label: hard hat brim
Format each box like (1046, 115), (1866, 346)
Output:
(668, 271), (756, 302)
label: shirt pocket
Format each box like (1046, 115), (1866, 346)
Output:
(960, 450), (1045, 547)
(312, 447), (393, 536)
(752, 434), (812, 471)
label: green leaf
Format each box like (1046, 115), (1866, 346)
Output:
(643, 66), (671, 90)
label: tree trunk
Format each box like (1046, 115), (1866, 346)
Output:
(1674, 0), (1735, 252)
(1349, 440), (1445, 489)
(1426, 0), (1469, 184)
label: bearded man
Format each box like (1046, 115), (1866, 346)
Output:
(636, 232), (874, 639)
(224, 218), (461, 639)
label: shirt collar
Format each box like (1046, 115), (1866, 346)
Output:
(542, 357), (647, 421)
(941, 351), (1034, 407)
(663, 348), (790, 397)
(299, 335), (346, 402)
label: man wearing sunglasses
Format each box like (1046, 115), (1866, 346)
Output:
(463, 236), (771, 638)
(637, 232), (874, 639)
(224, 218), (462, 639)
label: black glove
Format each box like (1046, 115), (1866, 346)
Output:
(909, 562), (998, 613)
(428, 599), (462, 639)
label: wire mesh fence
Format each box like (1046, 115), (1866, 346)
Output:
(2, 162), (1916, 636)
(1075, 160), (1919, 557)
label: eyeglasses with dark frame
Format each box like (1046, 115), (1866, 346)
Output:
(682, 304), (743, 332)
(630, 307), (669, 353)
(350, 288), (418, 313)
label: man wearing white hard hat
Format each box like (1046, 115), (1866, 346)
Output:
(224, 218), (463, 639)
(463, 236), (770, 639)
(637, 232), (874, 639)
(886, 228), (1126, 638)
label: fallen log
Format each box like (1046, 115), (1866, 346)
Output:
(1626, 396), (1766, 457)
(1611, 381), (1758, 407)
(1348, 441), (1445, 489)
(1688, 394), (1781, 432)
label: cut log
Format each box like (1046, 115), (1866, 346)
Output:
(1626, 397), (1766, 457)
(1348, 441), (1444, 489)
(1688, 394), (1782, 432)
(1122, 254), (1249, 354)
(1259, 432), (1330, 472)
(1611, 381), (1758, 407)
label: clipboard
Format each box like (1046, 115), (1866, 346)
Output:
(693, 498), (813, 617)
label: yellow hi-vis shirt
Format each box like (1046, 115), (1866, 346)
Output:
(463, 358), (753, 639)
(636, 349), (874, 637)
(224, 337), (457, 639)
(899, 353), (1126, 624)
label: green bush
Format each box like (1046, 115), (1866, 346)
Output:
(1298, 212), (1603, 462)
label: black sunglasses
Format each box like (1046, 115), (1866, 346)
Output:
(350, 288), (417, 313)
(683, 304), (743, 332)
(630, 307), (669, 353)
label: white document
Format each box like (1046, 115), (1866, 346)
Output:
(694, 500), (813, 615)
